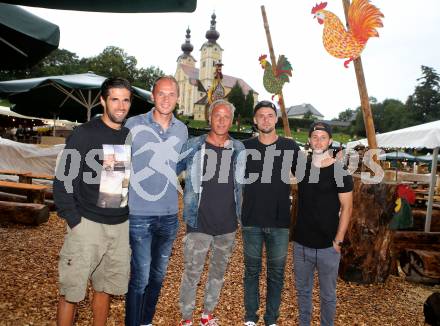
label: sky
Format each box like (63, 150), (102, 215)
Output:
(23, 0), (440, 120)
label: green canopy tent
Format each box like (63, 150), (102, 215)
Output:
(0, 0), (197, 12)
(0, 72), (153, 123)
(0, 3), (60, 69)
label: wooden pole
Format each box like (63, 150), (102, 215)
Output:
(261, 5), (291, 138)
(342, 0), (377, 150)
(425, 146), (439, 232)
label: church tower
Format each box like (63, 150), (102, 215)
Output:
(177, 27), (196, 67)
(175, 27), (197, 116)
(199, 13), (223, 90)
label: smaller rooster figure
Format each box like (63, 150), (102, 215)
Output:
(390, 184), (415, 230)
(258, 54), (292, 101)
(312, 0), (384, 68)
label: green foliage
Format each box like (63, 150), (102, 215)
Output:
(406, 65), (440, 123)
(0, 47), (164, 92)
(302, 110), (316, 120)
(134, 66), (164, 91)
(228, 81), (245, 117)
(244, 90), (254, 119)
(278, 117), (315, 130)
(337, 108), (355, 122)
(352, 99), (411, 136)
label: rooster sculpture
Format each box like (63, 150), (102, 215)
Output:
(258, 54), (292, 100)
(312, 0), (384, 68)
(390, 184), (415, 230)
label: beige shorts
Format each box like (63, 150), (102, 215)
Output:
(58, 217), (130, 302)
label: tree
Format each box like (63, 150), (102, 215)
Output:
(406, 66), (440, 123)
(244, 90), (254, 119)
(0, 46), (165, 95)
(337, 108), (355, 122)
(227, 81), (245, 131)
(352, 99), (411, 136)
(0, 48), (82, 81)
(303, 110), (316, 120)
(134, 66), (165, 91)
(84, 46), (138, 81)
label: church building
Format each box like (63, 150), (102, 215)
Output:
(174, 13), (259, 120)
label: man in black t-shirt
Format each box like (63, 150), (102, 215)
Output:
(242, 101), (300, 326)
(177, 100), (245, 326)
(293, 122), (353, 326)
(54, 77), (133, 326)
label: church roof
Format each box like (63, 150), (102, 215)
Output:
(179, 64), (258, 96)
(195, 94), (208, 105)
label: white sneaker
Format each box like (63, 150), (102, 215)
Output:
(244, 322), (256, 326)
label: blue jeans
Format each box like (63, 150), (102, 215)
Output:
(125, 214), (178, 326)
(293, 242), (341, 326)
(242, 227), (289, 326)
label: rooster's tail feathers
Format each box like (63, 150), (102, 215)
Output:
(348, 0), (384, 44)
(275, 55), (293, 81)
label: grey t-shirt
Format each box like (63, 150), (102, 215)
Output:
(187, 142), (237, 236)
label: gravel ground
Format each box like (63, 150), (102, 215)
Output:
(0, 209), (436, 326)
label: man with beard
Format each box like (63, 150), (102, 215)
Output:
(293, 122), (353, 326)
(242, 101), (301, 326)
(54, 77), (133, 326)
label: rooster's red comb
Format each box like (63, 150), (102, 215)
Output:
(397, 184), (416, 205)
(258, 54), (267, 61)
(311, 2), (327, 14)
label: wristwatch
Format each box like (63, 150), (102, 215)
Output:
(333, 239), (344, 247)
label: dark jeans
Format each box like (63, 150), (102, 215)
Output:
(293, 242), (341, 326)
(125, 214), (178, 326)
(242, 226), (289, 326)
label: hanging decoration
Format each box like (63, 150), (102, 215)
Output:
(258, 54), (292, 102)
(312, 0), (384, 68)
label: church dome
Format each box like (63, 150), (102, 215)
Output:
(181, 27), (194, 54)
(205, 12), (220, 43)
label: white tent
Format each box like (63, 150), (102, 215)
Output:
(347, 120), (440, 232)
(0, 105), (40, 120)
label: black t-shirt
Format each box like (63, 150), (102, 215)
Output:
(54, 117), (131, 228)
(187, 142), (237, 236)
(242, 136), (300, 228)
(293, 158), (353, 249)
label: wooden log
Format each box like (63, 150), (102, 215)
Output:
(339, 175), (397, 283)
(0, 200), (49, 225)
(392, 231), (440, 252)
(0, 191), (56, 211)
(289, 182), (298, 241)
(400, 249), (440, 284)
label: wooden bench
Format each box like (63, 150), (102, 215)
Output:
(19, 172), (55, 184)
(0, 169), (27, 178)
(0, 180), (48, 204)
